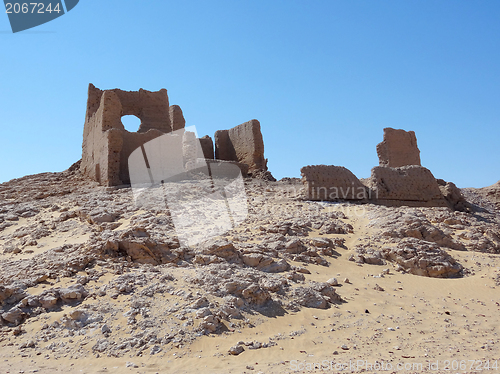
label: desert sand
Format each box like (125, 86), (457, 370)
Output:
(0, 169), (499, 374)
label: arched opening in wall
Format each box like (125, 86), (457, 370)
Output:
(121, 115), (141, 132)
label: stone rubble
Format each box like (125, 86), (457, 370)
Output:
(0, 165), (498, 360)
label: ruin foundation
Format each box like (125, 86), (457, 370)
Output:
(300, 165), (369, 201)
(367, 165), (448, 207)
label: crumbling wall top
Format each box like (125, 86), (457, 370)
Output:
(376, 127), (421, 168)
(85, 83), (171, 133)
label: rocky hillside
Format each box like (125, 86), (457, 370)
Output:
(0, 169), (499, 372)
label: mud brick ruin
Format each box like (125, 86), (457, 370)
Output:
(376, 127), (421, 167)
(301, 128), (463, 208)
(79, 85), (462, 209)
(80, 84), (269, 186)
(214, 119), (267, 174)
(300, 165), (369, 201)
(367, 165), (448, 207)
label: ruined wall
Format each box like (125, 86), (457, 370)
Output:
(376, 128), (421, 168)
(81, 84), (270, 186)
(81, 84), (174, 186)
(367, 165), (447, 206)
(214, 129), (235, 162)
(199, 135), (214, 160)
(300, 165), (368, 201)
(214, 120), (267, 173)
(169, 105), (186, 132)
(300, 164), (448, 206)
(300, 127), (455, 207)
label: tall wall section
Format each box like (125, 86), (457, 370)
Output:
(80, 84), (173, 186)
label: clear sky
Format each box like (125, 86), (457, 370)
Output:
(1, 0), (499, 188)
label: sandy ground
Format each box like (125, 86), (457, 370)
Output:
(1, 212), (499, 374)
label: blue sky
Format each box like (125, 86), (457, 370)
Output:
(1, 0), (499, 188)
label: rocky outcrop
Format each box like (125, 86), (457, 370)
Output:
(437, 179), (469, 211)
(367, 165), (447, 207)
(1, 164), (500, 363)
(476, 180), (500, 210)
(354, 239), (463, 278)
(376, 128), (421, 168)
(291, 283), (340, 309)
(300, 165), (369, 201)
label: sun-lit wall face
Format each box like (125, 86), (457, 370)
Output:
(80, 85), (174, 186)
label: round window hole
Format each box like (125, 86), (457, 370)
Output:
(121, 115), (141, 132)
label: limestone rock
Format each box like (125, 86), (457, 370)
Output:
(257, 258), (290, 273)
(2, 307), (24, 325)
(251, 169), (277, 181)
(219, 277), (271, 306)
(309, 237), (333, 248)
(59, 284), (87, 301)
(291, 287), (328, 309)
(229, 344), (244, 355)
(0, 285), (27, 305)
(101, 324), (111, 334)
(376, 128), (421, 167)
(39, 293), (59, 309)
(284, 238), (306, 254)
(326, 278), (339, 286)
(353, 248), (386, 265)
(241, 253), (262, 267)
(69, 309), (86, 321)
(199, 239), (241, 264)
(241, 284), (270, 306)
(118, 239), (160, 265)
(310, 282), (341, 303)
(88, 208), (116, 223)
(381, 239), (463, 278)
(19, 339), (36, 349)
(476, 180), (500, 210)
(437, 179), (469, 211)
